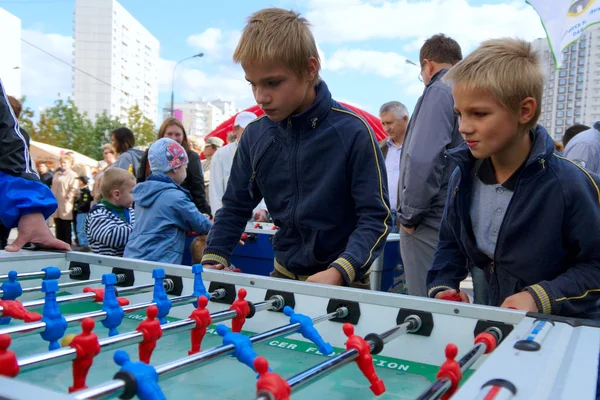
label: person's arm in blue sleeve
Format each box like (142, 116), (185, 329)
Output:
(201, 131), (260, 268)
(0, 78), (70, 251)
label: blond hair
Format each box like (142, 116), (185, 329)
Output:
(444, 38), (543, 131)
(59, 154), (74, 165)
(233, 8), (321, 85)
(100, 168), (135, 200)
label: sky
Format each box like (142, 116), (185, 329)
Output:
(1, 0), (547, 121)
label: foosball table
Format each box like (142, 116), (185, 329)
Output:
(0, 250), (597, 399)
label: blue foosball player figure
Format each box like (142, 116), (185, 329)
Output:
(216, 324), (262, 372)
(113, 350), (165, 400)
(283, 306), (333, 355)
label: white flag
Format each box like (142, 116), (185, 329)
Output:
(527, 0), (600, 67)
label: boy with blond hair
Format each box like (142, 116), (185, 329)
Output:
(201, 8), (391, 287)
(85, 168), (136, 256)
(427, 38), (600, 317)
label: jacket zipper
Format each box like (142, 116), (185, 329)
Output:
(250, 138), (276, 183)
(285, 118), (302, 267)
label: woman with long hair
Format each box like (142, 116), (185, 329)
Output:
(137, 118), (210, 215)
(111, 127), (144, 176)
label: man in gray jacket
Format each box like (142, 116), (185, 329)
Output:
(564, 121), (600, 174)
(397, 34), (463, 296)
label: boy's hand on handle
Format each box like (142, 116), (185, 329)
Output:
(306, 268), (344, 286)
(434, 289), (470, 303)
(203, 264), (225, 271)
(5, 213), (71, 252)
(500, 291), (538, 312)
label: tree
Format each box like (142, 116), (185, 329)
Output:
(18, 97), (37, 138)
(126, 104), (156, 147)
(87, 111), (122, 160)
(33, 98), (90, 150)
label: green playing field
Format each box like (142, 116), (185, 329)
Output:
(11, 299), (438, 399)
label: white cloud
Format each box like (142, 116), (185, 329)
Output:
(159, 58), (255, 108)
(21, 29), (73, 103)
(307, 0), (545, 51)
(326, 49), (418, 82)
(187, 28), (241, 61)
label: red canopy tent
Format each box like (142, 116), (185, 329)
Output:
(204, 103), (386, 144)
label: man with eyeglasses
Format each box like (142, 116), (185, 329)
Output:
(397, 33), (464, 297)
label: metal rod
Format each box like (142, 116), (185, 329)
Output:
(0, 294), (194, 339)
(3, 274), (127, 297)
(0, 269), (72, 283)
(415, 342), (487, 400)
(18, 291), (232, 373)
(74, 306), (347, 400)
(285, 317), (417, 393)
(0, 281), (157, 316)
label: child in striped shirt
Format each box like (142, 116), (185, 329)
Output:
(85, 168), (136, 256)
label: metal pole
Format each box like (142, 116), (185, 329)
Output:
(17, 289), (229, 373)
(415, 327), (503, 400)
(170, 53), (204, 117)
(0, 269), (73, 283)
(0, 294), (194, 339)
(0, 279), (170, 316)
(0, 274), (127, 297)
(74, 306), (347, 400)
(286, 317), (419, 393)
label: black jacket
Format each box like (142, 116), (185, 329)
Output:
(137, 148), (210, 215)
(202, 81), (392, 284)
(427, 126), (600, 317)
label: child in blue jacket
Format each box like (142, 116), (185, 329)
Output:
(124, 138), (212, 264)
(427, 38), (600, 318)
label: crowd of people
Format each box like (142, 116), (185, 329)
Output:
(2, 7), (600, 325)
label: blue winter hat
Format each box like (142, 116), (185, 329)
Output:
(148, 138), (188, 174)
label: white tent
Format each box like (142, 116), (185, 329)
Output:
(29, 141), (99, 168)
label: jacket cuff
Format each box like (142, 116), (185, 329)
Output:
(330, 254), (360, 285)
(427, 281), (457, 298)
(397, 205), (425, 227)
(201, 249), (230, 268)
(525, 283), (555, 314)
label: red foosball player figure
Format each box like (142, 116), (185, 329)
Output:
(343, 323), (385, 396)
(0, 300), (42, 322)
(230, 288), (250, 333)
(437, 343), (462, 400)
(0, 334), (19, 377)
(255, 356), (290, 400)
(68, 318), (101, 393)
(83, 287), (130, 306)
(136, 306), (163, 364)
(188, 296), (212, 355)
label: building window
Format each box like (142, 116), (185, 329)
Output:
(559, 70), (568, 78)
(568, 94), (575, 101)
(574, 117), (581, 123)
(569, 77), (575, 84)
(578, 67), (585, 74)
(566, 119), (573, 125)
(557, 103), (565, 110)
(576, 101), (582, 107)
(567, 102), (573, 109)
(559, 78), (566, 85)
(567, 110), (573, 117)
(576, 83), (584, 90)
(576, 92), (583, 99)
(569, 86), (575, 93)
(570, 69), (576, 76)
(556, 127), (563, 135)
(571, 44), (577, 51)
(558, 95), (566, 102)
(580, 50), (586, 57)
(557, 111), (565, 118)
(575, 109), (582, 115)
(578, 58), (585, 66)
(558, 87), (566, 94)
(549, 73), (555, 81)
(556, 119), (564, 126)
(579, 40), (586, 49)
(571, 53), (577, 60)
